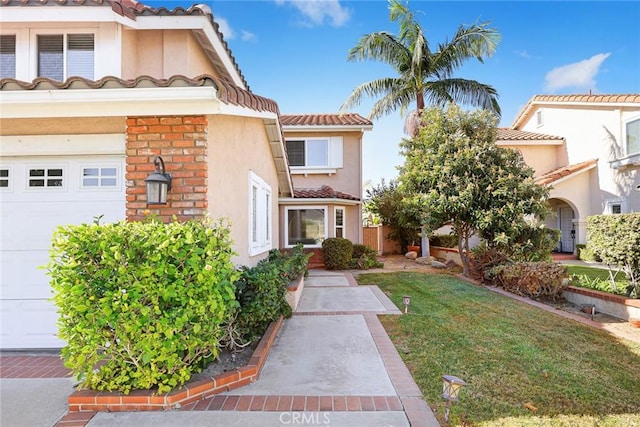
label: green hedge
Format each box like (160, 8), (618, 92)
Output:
(232, 244), (309, 343)
(48, 217), (239, 394)
(587, 213), (640, 296)
(322, 238), (353, 270)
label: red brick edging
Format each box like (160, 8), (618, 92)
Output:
(565, 285), (640, 308)
(67, 317), (283, 412)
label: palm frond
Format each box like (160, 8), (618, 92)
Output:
(340, 77), (403, 113)
(426, 78), (501, 117)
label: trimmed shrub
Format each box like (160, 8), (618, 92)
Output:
(271, 243), (313, 280)
(322, 238), (353, 270)
(488, 262), (568, 300)
(587, 213), (640, 297)
(233, 251), (298, 343)
(429, 234), (458, 248)
(48, 217), (239, 394)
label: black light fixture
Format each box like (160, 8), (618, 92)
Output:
(145, 156), (171, 205)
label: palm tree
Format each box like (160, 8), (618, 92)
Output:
(341, 0), (501, 135)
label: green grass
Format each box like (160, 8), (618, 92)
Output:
(357, 272), (640, 426)
(566, 265), (631, 296)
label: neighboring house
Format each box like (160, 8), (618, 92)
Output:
(497, 94), (640, 253)
(0, 1), (370, 349)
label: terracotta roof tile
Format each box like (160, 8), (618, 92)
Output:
(0, 0), (249, 90)
(280, 114), (372, 127)
(512, 94), (640, 128)
(293, 185), (360, 201)
(497, 128), (564, 141)
(536, 159), (598, 186)
(0, 74), (280, 114)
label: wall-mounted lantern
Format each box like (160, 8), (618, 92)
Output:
(145, 156), (171, 205)
(442, 374), (467, 422)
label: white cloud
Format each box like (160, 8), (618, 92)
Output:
(275, 0), (351, 27)
(216, 17), (234, 40)
(241, 31), (257, 42)
(544, 53), (611, 92)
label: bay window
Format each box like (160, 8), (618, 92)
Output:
(286, 207), (327, 247)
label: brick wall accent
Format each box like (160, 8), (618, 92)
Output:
(126, 116), (208, 222)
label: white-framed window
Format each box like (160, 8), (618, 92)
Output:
(536, 110), (543, 127)
(81, 165), (119, 189)
(285, 137), (343, 173)
(625, 117), (640, 156)
(335, 207), (345, 238)
(605, 199), (625, 215)
(0, 34), (16, 78)
(26, 166), (65, 190)
(35, 32), (94, 80)
(285, 206), (328, 248)
(249, 171), (272, 256)
(0, 166), (12, 190)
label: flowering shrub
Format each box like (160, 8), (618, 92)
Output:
(48, 217), (238, 394)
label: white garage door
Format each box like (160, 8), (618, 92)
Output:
(1, 154), (125, 349)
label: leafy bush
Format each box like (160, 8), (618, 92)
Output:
(488, 262), (568, 300)
(233, 251), (298, 343)
(587, 213), (640, 297)
(506, 225), (560, 262)
(429, 234), (458, 248)
(350, 244), (384, 270)
(569, 274), (628, 297)
(271, 243), (313, 280)
(48, 217), (239, 394)
(322, 238), (353, 270)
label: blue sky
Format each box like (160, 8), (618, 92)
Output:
(147, 0), (640, 186)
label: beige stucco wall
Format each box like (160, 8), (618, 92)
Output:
(207, 115), (280, 267)
(286, 131), (363, 198)
(121, 30), (219, 79)
(0, 117), (124, 136)
(499, 144), (563, 177)
(519, 105), (640, 214)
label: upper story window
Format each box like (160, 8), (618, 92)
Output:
(285, 137), (343, 174)
(37, 33), (94, 80)
(536, 110), (543, 127)
(626, 118), (640, 156)
(0, 35), (16, 78)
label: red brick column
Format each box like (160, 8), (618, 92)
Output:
(125, 115), (208, 222)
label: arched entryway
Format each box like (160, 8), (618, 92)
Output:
(547, 198), (579, 253)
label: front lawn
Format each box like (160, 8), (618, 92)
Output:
(357, 272), (640, 426)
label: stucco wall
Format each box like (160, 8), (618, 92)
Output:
(0, 117), (124, 136)
(502, 144), (563, 177)
(207, 115), (280, 267)
(121, 30), (219, 79)
(519, 106), (640, 213)
(286, 131), (362, 198)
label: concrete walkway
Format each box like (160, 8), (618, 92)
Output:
(1, 270), (439, 427)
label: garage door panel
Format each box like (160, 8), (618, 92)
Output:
(0, 299), (64, 349)
(1, 250), (51, 299)
(1, 154), (125, 349)
(2, 201), (125, 251)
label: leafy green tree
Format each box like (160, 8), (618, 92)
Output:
(364, 178), (421, 251)
(341, 0), (501, 133)
(399, 105), (550, 275)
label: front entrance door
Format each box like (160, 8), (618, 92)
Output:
(559, 207), (575, 253)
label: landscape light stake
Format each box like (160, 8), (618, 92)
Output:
(442, 374), (467, 423)
(402, 295), (411, 314)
